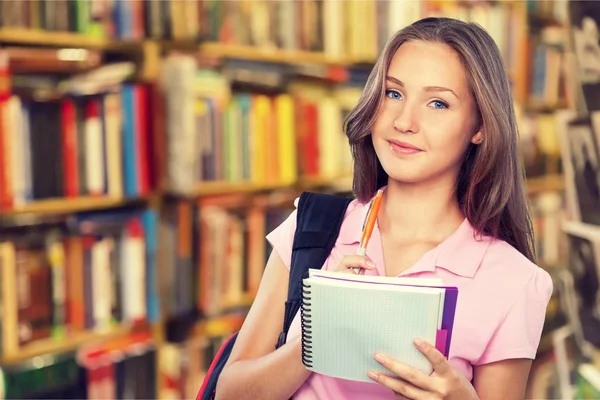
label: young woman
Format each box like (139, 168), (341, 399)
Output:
(216, 17), (553, 400)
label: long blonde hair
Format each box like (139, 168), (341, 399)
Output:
(344, 17), (535, 262)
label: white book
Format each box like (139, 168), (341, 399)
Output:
(300, 270), (457, 382)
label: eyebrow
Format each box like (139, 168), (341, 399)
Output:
(385, 76), (460, 99)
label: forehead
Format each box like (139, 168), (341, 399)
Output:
(387, 40), (469, 91)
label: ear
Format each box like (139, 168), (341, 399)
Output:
(471, 130), (484, 145)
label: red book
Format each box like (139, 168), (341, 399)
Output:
(304, 101), (320, 176)
(61, 99), (79, 197)
(135, 85), (150, 195)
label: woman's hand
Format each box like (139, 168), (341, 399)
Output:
(332, 254), (377, 275)
(368, 338), (479, 400)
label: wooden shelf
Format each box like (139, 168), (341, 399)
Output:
(0, 28), (108, 48)
(181, 181), (296, 197)
(1, 325), (132, 365)
(221, 293), (255, 311)
(198, 314), (245, 338)
(0, 175), (564, 218)
(0, 196), (148, 217)
(199, 42), (375, 66)
(0, 30), (369, 68)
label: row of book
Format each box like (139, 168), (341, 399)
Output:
(159, 315), (245, 399)
(556, 110), (600, 227)
(526, 220), (600, 399)
(0, 193), (294, 358)
(530, 190), (568, 269)
(158, 54), (358, 194)
(200, 0), (569, 108)
(0, 329), (156, 399)
(0, 80), (155, 209)
(0, 24), (576, 209)
(518, 112), (563, 179)
(159, 194), (293, 320)
(0, 0), (565, 63)
(0, 208), (158, 359)
(0, 0), (199, 42)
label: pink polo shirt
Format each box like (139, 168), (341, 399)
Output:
(266, 195), (553, 399)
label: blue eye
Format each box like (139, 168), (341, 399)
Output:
(385, 89), (402, 100)
(430, 100), (448, 110)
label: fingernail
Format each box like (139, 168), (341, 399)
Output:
(368, 371), (379, 382)
(414, 338), (425, 349)
(367, 261), (376, 268)
(374, 353), (385, 364)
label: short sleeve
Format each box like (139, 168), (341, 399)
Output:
(265, 197), (299, 270)
(476, 267), (554, 364)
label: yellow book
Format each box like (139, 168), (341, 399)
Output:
(0, 241), (18, 357)
(317, 97), (342, 179)
(250, 95), (268, 184)
(275, 94), (297, 184)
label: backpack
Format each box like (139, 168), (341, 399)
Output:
(196, 191), (353, 400)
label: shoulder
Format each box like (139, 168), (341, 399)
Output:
(477, 237), (553, 307)
(468, 238), (554, 364)
(265, 196), (365, 269)
(280, 195), (365, 230)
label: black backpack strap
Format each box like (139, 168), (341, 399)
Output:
(275, 191), (352, 349)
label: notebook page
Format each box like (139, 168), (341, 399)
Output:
(303, 278), (442, 383)
(309, 269), (443, 287)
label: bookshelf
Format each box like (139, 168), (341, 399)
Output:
(0, 0), (591, 398)
(199, 42), (374, 66)
(1, 324), (135, 365)
(0, 28), (108, 48)
(0, 195), (150, 217)
(181, 180), (297, 197)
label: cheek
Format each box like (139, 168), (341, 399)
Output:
(371, 107), (392, 139)
(425, 116), (471, 154)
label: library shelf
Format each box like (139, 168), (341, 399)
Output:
(0, 28), (108, 48)
(1, 325), (134, 365)
(526, 174), (565, 194)
(0, 196), (149, 217)
(181, 181), (297, 197)
(199, 42), (375, 66)
(196, 314), (245, 338)
(221, 293), (256, 311)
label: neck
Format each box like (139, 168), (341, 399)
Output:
(378, 176), (465, 242)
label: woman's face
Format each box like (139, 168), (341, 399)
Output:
(371, 40), (483, 185)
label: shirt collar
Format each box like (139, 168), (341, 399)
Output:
(337, 192), (492, 279)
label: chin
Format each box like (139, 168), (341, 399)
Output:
(380, 163), (429, 184)
(386, 171), (428, 184)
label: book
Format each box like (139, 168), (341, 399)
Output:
(577, 363), (600, 399)
(300, 270), (458, 383)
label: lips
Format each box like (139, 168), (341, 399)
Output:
(387, 139), (423, 155)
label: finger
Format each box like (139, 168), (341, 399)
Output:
(334, 255), (377, 271)
(373, 353), (435, 391)
(414, 338), (450, 376)
(337, 267), (362, 275)
(368, 371), (426, 400)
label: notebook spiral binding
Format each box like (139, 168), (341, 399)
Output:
(300, 280), (313, 368)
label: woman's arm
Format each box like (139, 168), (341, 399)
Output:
(215, 250), (311, 400)
(472, 359), (532, 400)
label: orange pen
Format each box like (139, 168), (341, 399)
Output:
(353, 189), (384, 274)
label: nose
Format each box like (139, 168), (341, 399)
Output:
(393, 103), (418, 134)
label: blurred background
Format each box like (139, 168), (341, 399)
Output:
(0, 0), (598, 398)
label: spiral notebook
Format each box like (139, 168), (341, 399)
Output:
(300, 270), (458, 382)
